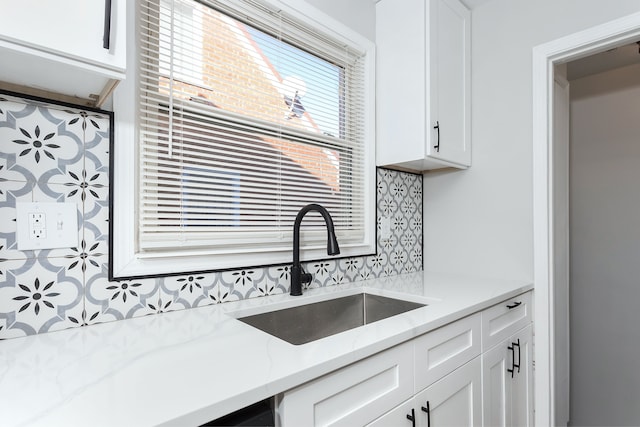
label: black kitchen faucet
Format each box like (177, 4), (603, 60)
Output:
(290, 204), (340, 296)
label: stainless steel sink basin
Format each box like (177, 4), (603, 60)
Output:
(238, 293), (426, 345)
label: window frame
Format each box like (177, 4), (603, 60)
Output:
(110, 0), (376, 280)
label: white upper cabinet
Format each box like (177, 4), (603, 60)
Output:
(0, 0), (126, 107)
(376, 0), (471, 170)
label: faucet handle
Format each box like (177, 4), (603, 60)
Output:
(301, 267), (313, 286)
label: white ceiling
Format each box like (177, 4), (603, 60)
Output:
(567, 41), (640, 81)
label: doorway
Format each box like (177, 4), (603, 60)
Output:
(532, 12), (640, 427)
(565, 46), (640, 426)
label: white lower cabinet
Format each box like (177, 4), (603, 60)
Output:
(275, 340), (414, 427)
(368, 357), (482, 427)
(276, 314), (481, 427)
(414, 313), (481, 391)
(482, 324), (533, 427)
(276, 292), (533, 427)
(481, 292), (532, 350)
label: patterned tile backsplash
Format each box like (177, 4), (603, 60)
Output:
(0, 92), (423, 340)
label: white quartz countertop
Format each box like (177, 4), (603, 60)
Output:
(0, 271), (532, 427)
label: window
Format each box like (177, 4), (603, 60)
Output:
(110, 0), (375, 278)
(157, 0), (204, 85)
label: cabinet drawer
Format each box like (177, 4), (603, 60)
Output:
(482, 291), (532, 350)
(414, 313), (481, 392)
(276, 341), (413, 427)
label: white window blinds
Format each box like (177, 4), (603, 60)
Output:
(137, 0), (371, 265)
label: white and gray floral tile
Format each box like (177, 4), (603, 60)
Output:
(0, 102), (84, 187)
(89, 276), (159, 321)
(375, 168), (422, 275)
(0, 179), (28, 260)
(308, 259), (337, 287)
(0, 256), (84, 336)
(366, 252), (388, 277)
(159, 272), (219, 309)
(329, 271), (348, 286)
(150, 287), (190, 314)
(264, 265), (292, 296)
(0, 92), (112, 338)
(219, 268), (268, 302)
(339, 257), (364, 282)
(0, 91), (423, 340)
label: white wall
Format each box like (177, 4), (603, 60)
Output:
(569, 63), (640, 426)
(423, 0), (640, 280)
(303, 0), (376, 41)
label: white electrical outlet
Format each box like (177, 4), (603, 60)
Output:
(29, 212), (47, 239)
(380, 216), (392, 239)
(16, 202), (78, 250)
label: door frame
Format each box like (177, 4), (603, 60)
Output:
(532, 11), (640, 426)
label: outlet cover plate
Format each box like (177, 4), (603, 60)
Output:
(380, 216), (392, 239)
(16, 202), (78, 250)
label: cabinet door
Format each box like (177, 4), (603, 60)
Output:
(375, 0), (427, 168)
(510, 325), (533, 427)
(415, 357), (482, 427)
(427, 0), (471, 167)
(482, 324), (533, 427)
(276, 341), (413, 427)
(367, 357), (482, 427)
(482, 338), (512, 427)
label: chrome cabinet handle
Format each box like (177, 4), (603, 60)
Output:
(433, 121), (440, 152)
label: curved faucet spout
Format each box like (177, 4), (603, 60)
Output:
(291, 204), (340, 296)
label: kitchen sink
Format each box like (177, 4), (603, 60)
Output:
(237, 293), (426, 345)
